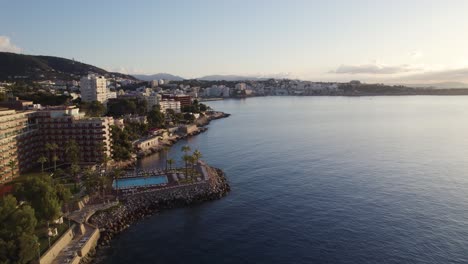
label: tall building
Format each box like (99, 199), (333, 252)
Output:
(0, 108), (38, 183)
(80, 74), (108, 103)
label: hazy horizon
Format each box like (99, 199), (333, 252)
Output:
(2, 0), (468, 84)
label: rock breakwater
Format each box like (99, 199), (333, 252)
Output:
(89, 167), (230, 247)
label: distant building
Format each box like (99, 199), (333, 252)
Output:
(133, 135), (159, 153)
(145, 93), (162, 112)
(80, 74), (108, 103)
(161, 94), (192, 107)
(124, 115), (148, 125)
(107, 90), (117, 100)
(160, 99), (181, 113)
(235, 83), (247, 90)
(0, 97), (34, 110)
(150, 80), (159, 88)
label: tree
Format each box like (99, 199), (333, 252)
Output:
(199, 103), (208, 112)
(70, 164), (80, 190)
(80, 101), (106, 117)
(162, 146), (170, 171)
(182, 155), (191, 177)
(7, 160), (17, 179)
(37, 155), (48, 173)
(181, 145), (191, 154)
(46, 143), (59, 170)
(193, 149), (202, 164)
(183, 112), (195, 122)
(112, 169), (123, 191)
(0, 195), (38, 264)
(187, 155), (196, 178)
(181, 145), (192, 176)
(14, 175), (65, 222)
(147, 107), (165, 128)
(65, 140), (79, 165)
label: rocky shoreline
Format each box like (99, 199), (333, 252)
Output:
(86, 167), (230, 263)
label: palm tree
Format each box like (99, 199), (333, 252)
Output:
(182, 155), (191, 177)
(167, 159), (174, 171)
(101, 153), (111, 171)
(70, 164), (80, 190)
(187, 155), (196, 178)
(162, 146), (170, 171)
(46, 143), (58, 167)
(193, 149), (202, 164)
(113, 168), (123, 190)
(7, 160), (17, 179)
(181, 145), (191, 155)
(181, 145), (192, 176)
(144, 172), (150, 187)
(37, 155), (48, 173)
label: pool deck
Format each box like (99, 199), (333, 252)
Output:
(114, 161), (211, 196)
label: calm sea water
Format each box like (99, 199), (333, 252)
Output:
(104, 96), (468, 264)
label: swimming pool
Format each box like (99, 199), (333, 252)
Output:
(113, 175), (168, 189)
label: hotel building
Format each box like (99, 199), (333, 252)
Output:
(0, 108), (39, 183)
(0, 106), (113, 184)
(80, 74), (108, 103)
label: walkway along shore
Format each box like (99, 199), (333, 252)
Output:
(84, 165), (230, 263)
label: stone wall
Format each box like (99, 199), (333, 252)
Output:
(78, 228), (100, 257)
(39, 224), (76, 264)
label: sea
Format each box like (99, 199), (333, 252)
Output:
(102, 96), (468, 264)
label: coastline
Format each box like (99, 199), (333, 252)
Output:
(122, 111), (231, 164)
(85, 166), (230, 263)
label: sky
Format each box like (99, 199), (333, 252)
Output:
(2, 0), (468, 83)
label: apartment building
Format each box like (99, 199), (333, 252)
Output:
(0, 108), (38, 183)
(80, 74), (108, 103)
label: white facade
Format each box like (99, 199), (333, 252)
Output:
(80, 75), (108, 103)
(160, 99), (181, 113)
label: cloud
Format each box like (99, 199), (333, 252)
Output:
(0, 36), (22, 53)
(332, 64), (419, 75)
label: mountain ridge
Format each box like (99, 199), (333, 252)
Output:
(0, 52), (137, 81)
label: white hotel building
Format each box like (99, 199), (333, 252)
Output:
(80, 74), (108, 103)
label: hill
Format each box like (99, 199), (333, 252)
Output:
(0, 52), (137, 81)
(133, 73), (185, 81)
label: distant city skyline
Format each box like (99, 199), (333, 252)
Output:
(2, 0), (468, 84)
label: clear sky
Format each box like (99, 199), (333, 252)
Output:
(2, 0), (468, 83)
